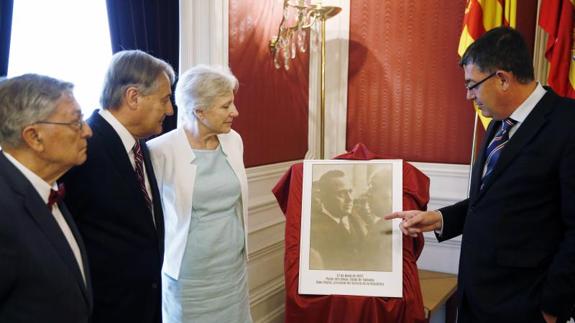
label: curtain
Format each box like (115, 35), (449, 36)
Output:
(0, 0), (13, 77)
(105, 0), (179, 133)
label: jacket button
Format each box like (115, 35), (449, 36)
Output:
(152, 283), (158, 289)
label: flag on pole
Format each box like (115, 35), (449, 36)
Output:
(458, 0), (517, 129)
(539, 0), (575, 99)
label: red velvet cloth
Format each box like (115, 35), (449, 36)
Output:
(272, 144), (430, 323)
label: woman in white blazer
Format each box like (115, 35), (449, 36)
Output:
(148, 65), (251, 323)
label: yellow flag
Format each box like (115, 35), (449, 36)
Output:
(458, 0), (517, 129)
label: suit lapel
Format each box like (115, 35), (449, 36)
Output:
(470, 120), (498, 203)
(0, 155), (91, 308)
(141, 140), (165, 253)
(474, 89), (557, 199)
(475, 90), (556, 198)
(87, 111), (157, 230)
(58, 201), (93, 309)
(87, 111), (135, 180)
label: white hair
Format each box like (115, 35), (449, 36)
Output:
(175, 64), (238, 124)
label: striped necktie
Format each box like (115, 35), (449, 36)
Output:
(482, 118), (517, 187)
(133, 140), (152, 211)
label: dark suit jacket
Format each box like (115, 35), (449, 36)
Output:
(0, 153), (92, 323)
(61, 110), (164, 323)
(310, 209), (364, 270)
(439, 89), (575, 322)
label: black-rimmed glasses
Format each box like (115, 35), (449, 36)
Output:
(466, 72), (497, 91)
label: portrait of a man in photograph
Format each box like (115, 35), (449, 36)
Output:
(309, 164), (393, 272)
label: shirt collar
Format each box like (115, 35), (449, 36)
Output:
(509, 83), (546, 124)
(2, 151), (58, 204)
(99, 109), (136, 154)
(320, 206), (341, 223)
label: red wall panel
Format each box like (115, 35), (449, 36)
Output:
(228, 1), (538, 166)
(229, 0), (309, 167)
(347, 1), (476, 164)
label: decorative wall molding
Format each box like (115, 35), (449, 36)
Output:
(245, 160), (295, 321)
(408, 162), (470, 274)
(248, 242), (286, 323)
(249, 195), (280, 216)
(257, 304), (285, 323)
(247, 160), (299, 182)
(249, 240), (284, 262)
(249, 273), (285, 323)
(246, 160), (297, 238)
(409, 162), (470, 210)
(250, 270), (285, 306)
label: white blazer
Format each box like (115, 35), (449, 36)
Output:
(148, 128), (249, 279)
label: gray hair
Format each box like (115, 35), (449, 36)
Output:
(175, 65), (238, 122)
(0, 74), (74, 147)
(100, 49), (175, 110)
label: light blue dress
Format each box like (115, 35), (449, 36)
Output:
(163, 145), (252, 323)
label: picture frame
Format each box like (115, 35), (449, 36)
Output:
(299, 159), (404, 297)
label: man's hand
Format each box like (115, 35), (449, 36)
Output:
(383, 210), (442, 237)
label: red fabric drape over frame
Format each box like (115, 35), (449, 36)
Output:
(272, 144), (430, 323)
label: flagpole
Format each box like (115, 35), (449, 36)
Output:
(467, 111), (479, 197)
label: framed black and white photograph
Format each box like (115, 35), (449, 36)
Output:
(299, 159), (403, 297)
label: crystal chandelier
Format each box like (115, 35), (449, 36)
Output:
(270, 0), (341, 158)
(270, 0), (341, 71)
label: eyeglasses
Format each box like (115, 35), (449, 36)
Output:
(466, 72), (497, 91)
(35, 118), (85, 131)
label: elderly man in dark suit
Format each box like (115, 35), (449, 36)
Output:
(386, 27), (575, 323)
(0, 74), (93, 322)
(61, 50), (174, 323)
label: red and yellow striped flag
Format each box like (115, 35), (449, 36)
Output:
(539, 0), (575, 99)
(458, 0), (517, 129)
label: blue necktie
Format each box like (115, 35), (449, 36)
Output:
(482, 118), (517, 187)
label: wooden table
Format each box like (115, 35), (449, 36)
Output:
(418, 269), (458, 323)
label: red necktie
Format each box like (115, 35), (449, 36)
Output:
(47, 183), (66, 210)
(133, 140), (152, 211)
